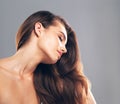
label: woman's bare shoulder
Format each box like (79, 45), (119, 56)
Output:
(86, 89), (97, 104)
(0, 59), (6, 73)
(0, 58), (10, 72)
(0, 61), (6, 90)
(0, 58), (10, 79)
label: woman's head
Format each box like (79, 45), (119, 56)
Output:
(16, 11), (79, 65)
(16, 11), (68, 50)
(16, 11), (88, 104)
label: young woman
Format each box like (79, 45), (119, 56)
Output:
(0, 11), (96, 104)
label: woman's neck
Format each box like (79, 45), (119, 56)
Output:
(0, 46), (42, 79)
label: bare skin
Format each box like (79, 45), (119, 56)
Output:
(0, 21), (96, 104)
(0, 49), (41, 104)
(0, 66), (38, 104)
(0, 64), (37, 104)
(0, 22), (67, 104)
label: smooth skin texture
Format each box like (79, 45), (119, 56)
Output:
(0, 21), (67, 104)
(0, 20), (96, 104)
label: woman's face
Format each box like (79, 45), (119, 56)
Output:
(38, 21), (67, 64)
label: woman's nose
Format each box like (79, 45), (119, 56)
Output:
(61, 45), (67, 53)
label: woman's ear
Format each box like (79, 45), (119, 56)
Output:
(34, 22), (43, 37)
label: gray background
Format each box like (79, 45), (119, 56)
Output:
(0, 0), (120, 104)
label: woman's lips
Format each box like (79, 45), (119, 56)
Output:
(57, 51), (62, 57)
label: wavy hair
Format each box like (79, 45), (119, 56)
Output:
(16, 11), (89, 104)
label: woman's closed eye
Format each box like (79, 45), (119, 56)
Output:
(58, 36), (64, 42)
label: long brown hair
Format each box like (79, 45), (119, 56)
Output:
(16, 11), (89, 104)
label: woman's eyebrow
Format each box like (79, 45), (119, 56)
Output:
(59, 31), (67, 41)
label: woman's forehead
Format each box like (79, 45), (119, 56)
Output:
(50, 21), (67, 41)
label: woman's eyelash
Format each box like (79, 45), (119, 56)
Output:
(58, 36), (63, 41)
